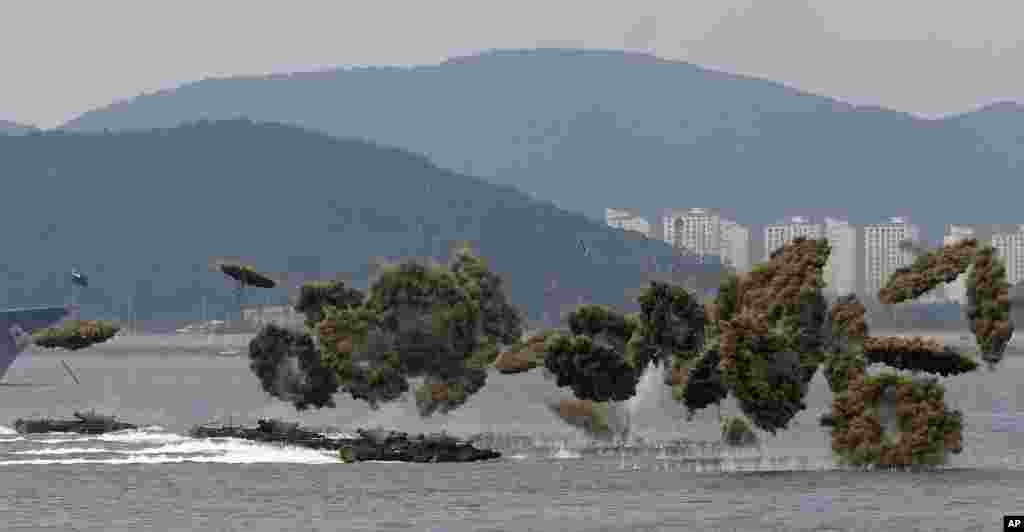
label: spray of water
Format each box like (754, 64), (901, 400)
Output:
(627, 362), (665, 417)
(624, 362), (686, 441)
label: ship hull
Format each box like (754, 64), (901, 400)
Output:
(13, 418), (138, 435)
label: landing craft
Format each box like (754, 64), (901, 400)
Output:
(0, 305), (74, 385)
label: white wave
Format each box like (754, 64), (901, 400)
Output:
(35, 437), (80, 444)
(93, 431), (189, 444)
(0, 445), (339, 465)
(321, 431), (359, 439)
(0, 426), (16, 435)
(715, 454), (837, 473)
(1, 434), (341, 465)
(550, 442), (581, 459)
(0, 436), (26, 443)
(33, 431), (189, 445)
(13, 447), (111, 455)
(13, 439), (249, 456)
(0, 450), (340, 466)
(131, 437), (285, 455)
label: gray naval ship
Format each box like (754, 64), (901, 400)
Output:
(3, 304), (140, 435)
(0, 305), (75, 384)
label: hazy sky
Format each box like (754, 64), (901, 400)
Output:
(4, 1), (1022, 128)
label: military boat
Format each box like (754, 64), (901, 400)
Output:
(189, 418), (501, 463)
(13, 411), (138, 434)
(190, 418), (338, 449)
(340, 428), (502, 463)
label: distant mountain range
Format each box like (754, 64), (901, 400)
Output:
(0, 120), (683, 325)
(61, 48), (1024, 250)
(0, 120), (36, 135)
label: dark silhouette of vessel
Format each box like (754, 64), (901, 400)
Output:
(189, 418), (501, 463)
(13, 410), (138, 434)
(1, 305), (73, 383)
(190, 418), (336, 449)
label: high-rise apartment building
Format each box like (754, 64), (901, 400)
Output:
(763, 216), (823, 260)
(823, 217), (857, 296)
(991, 225), (1024, 287)
(943, 225), (975, 304)
(664, 208), (719, 255)
(663, 208), (748, 271)
(764, 216), (855, 295)
(863, 217), (921, 299)
(605, 208), (651, 237)
(721, 220), (750, 273)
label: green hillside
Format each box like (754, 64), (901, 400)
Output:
(1, 119), (682, 326)
(62, 48), (1024, 246)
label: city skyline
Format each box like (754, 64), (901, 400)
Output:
(992, 225), (1024, 287)
(658, 208), (750, 272)
(608, 208), (1024, 299)
(944, 225), (975, 305)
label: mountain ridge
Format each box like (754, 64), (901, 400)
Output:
(0, 118), (686, 324)
(57, 48), (1024, 248)
(0, 119), (36, 135)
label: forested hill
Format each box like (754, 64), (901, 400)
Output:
(1, 119), (682, 326)
(61, 48), (1024, 246)
(0, 120), (36, 135)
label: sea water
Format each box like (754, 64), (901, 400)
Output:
(0, 337), (1022, 531)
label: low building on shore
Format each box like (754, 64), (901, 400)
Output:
(240, 304), (303, 329)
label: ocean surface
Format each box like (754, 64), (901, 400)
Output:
(0, 332), (1022, 531)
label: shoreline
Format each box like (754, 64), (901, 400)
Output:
(25, 329), (1024, 356)
(27, 332), (256, 355)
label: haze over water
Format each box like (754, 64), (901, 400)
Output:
(1, 334), (1022, 531)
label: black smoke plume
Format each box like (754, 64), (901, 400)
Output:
(248, 324), (339, 410)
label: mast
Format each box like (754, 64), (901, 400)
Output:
(129, 291), (135, 336)
(236, 278), (244, 329)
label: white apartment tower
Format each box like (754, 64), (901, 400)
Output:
(943, 225), (975, 304)
(721, 220), (751, 273)
(663, 208), (749, 271)
(764, 216), (855, 295)
(763, 216), (823, 260)
(605, 208), (651, 237)
(824, 218), (857, 297)
(863, 217), (921, 299)
(991, 225), (1024, 287)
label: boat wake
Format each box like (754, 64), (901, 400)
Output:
(0, 427), (339, 465)
(550, 441), (582, 459)
(0, 426), (996, 471)
(34, 431), (189, 445)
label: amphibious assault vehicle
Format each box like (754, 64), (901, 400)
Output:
(341, 428), (502, 463)
(189, 418), (501, 463)
(13, 411), (138, 434)
(189, 418), (339, 450)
